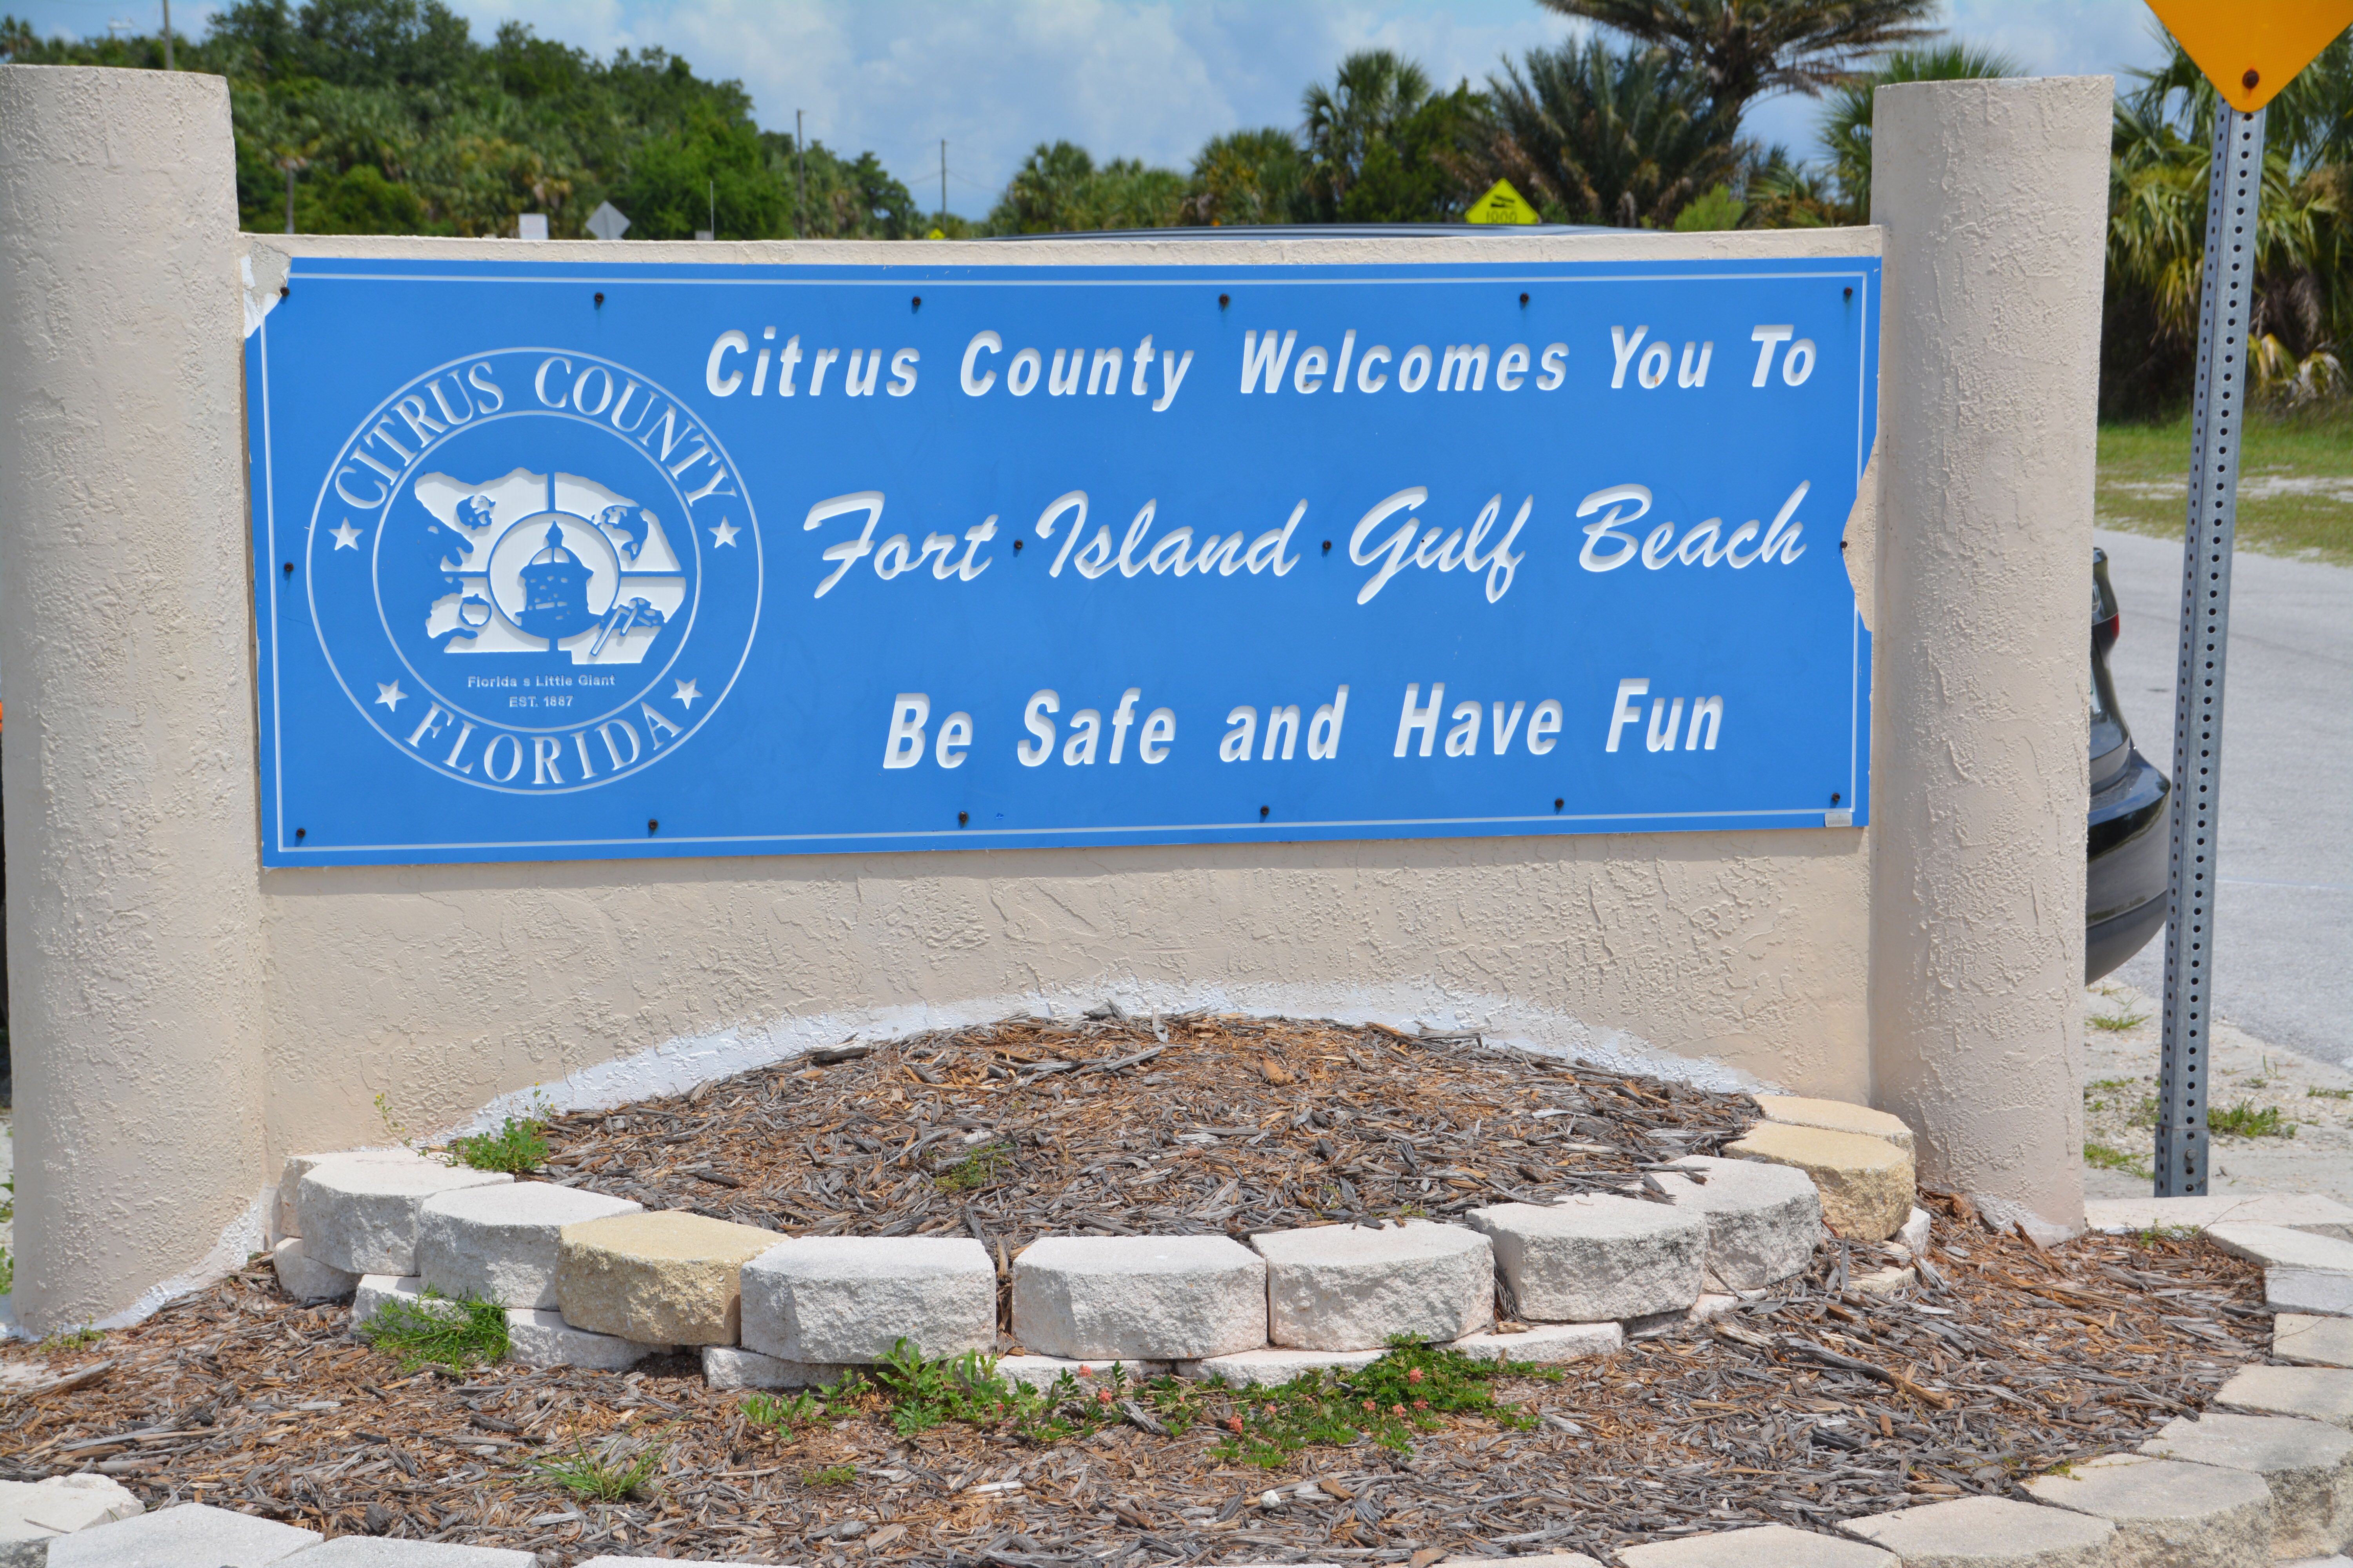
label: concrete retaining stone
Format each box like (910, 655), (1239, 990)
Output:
(2207, 1225), (2353, 1317)
(555, 1210), (778, 1346)
(274, 1149), (432, 1243)
(2142, 1410), (2353, 1559)
(351, 1275), (460, 1327)
(1012, 1235), (1266, 1361)
(1252, 1221), (1492, 1350)
(1176, 1346), (1385, 1385)
(1838, 1494), (2113, 1566)
(1617, 1521), (1897, 1566)
(1657, 1156), (1822, 1289)
(996, 1354), (1172, 1388)
(740, 1236), (996, 1365)
(1899, 1206), (1933, 1255)
(701, 1345), (855, 1390)
(2085, 1194), (2353, 1241)
(296, 1159), (512, 1276)
(1467, 1195), (1706, 1322)
(1448, 1321), (1623, 1365)
(280, 1541), (538, 1564)
(415, 1185), (640, 1310)
(1721, 1122), (1913, 1243)
(1434, 1555), (1602, 1568)
(270, 1237), (358, 1304)
(2278, 1315), (2353, 1368)
(1748, 1094), (1917, 1154)
(0, 1474), (142, 1547)
(574, 1561), (733, 1568)
(2218, 1365), (2353, 1430)
(45, 1501), (321, 1566)
(504, 1308), (662, 1370)
(2025, 1451), (2271, 1568)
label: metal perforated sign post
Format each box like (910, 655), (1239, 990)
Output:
(2156, 104), (2266, 1197)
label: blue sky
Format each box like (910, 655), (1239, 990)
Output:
(25, 0), (2174, 217)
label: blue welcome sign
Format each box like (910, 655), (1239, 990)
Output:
(247, 253), (1877, 867)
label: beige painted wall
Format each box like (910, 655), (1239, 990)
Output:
(3, 60), (2114, 1328)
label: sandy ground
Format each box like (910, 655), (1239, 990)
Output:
(2080, 979), (2353, 1204)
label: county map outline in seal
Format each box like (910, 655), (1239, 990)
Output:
(307, 348), (761, 794)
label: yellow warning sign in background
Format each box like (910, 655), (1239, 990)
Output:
(2144, 0), (2353, 111)
(1465, 178), (1540, 225)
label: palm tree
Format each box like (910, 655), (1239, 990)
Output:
(1182, 128), (1307, 225)
(1300, 50), (1435, 212)
(1815, 44), (2020, 222)
(1532, 0), (1941, 126)
(1483, 40), (1742, 227)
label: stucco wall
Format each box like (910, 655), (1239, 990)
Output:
(244, 227), (1885, 1172)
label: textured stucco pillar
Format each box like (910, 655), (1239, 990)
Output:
(0, 65), (269, 1329)
(1867, 77), (2111, 1238)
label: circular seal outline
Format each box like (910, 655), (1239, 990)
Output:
(304, 347), (764, 795)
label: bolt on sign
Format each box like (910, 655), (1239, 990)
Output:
(1465, 180), (1541, 225)
(2142, 0), (2353, 109)
(246, 256), (1878, 865)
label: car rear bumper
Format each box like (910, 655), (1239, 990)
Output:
(2088, 741), (2171, 983)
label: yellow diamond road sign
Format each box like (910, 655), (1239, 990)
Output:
(2144, 0), (2353, 111)
(1466, 178), (1540, 226)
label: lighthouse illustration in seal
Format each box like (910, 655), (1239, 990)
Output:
(517, 519), (596, 645)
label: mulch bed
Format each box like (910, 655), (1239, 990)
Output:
(0, 1016), (2276, 1566)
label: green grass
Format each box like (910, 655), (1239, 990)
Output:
(779, 1336), (1557, 1468)
(931, 1143), (1012, 1194)
(2098, 405), (2353, 564)
(358, 1288), (509, 1372)
(445, 1092), (554, 1174)
(37, 1325), (101, 1355)
(2207, 1100), (2294, 1139)
(2084, 1141), (2153, 1179)
(800, 1463), (856, 1487)
(2309, 1087), (2353, 1101)
(533, 1436), (665, 1502)
(2088, 1010), (2149, 1034)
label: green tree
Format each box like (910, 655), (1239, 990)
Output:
(1299, 50), (1484, 222)
(1480, 39), (1739, 227)
(1182, 127), (1308, 225)
(1532, 0), (1941, 127)
(986, 141), (1187, 233)
(615, 111), (786, 239)
(1814, 44), (2020, 222)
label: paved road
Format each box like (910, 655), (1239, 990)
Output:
(2096, 528), (2353, 1072)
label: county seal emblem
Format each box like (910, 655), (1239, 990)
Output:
(304, 349), (760, 792)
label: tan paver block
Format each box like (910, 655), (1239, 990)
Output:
(2278, 1314), (2353, 1368)
(2217, 1365), (2353, 1431)
(1840, 1494), (2113, 1566)
(1721, 1122), (1913, 1243)
(2083, 1193), (2353, 1241)
(1618, 1522), (1896, 1566)
(1749, 1095), (1917, 1154)
(2025, 1451), (2271, 1568)
(555, 1210), (779, 1346)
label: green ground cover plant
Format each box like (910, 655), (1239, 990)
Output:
(446, 1093), (555, 1173)
(2083, 1142), (2152, 1179)
(756, 1336), (1557, 1468)
(534, 1435), (666, 1502)
(2208, 1100), (2294, 1139)
(358, 1288), (509, 1372)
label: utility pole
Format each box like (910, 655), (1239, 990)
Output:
(708, 178), (716, 240)
(161, 0), (171, 69)
(796, 109), (806, 237)
(940, 139), (947, 233)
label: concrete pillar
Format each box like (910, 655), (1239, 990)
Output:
(0, 66), (269, 1329)
(1867, 77), (2112, 1237)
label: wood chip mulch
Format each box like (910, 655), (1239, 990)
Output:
(0, 1015), (2276, 1566)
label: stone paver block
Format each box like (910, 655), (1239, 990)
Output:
(996, 1355), (1171, 1389)
(555, 1210), (779, 1346)
(2144, 1410), (2353, 1559)
(2085, 1194), (2353, 1241)
(505, 1308), (662, 1370)
(2206, 1224), (2353, 1315)
(1657, 1156), (1822, 1289)
(1723, 1122), (1913, 1243)
(416, 1184), (640, 1310)
(574, 1559), (735, 1567)
(1467, 1195), (1706, 1321)
(1750, 1094), (1917, 1153)
(1012, 1235), (1266, 1361)
(1251, 1221), (1493, 1350)
(275, 1149), (433, 1241)
(1617, 1522), (1897, 1567)
(1449, 1321), (1624, 1364)
(2275, 1272), (2353, 1319)
(702, 1345), (851, 1390)
(297, 1158), (512, 1275)
(352, 1275), (461, 1328)
(2279, 1314), (2353, 1368)
(2218, 1365), (2353, 1430)
(1176, 1346), (1384, 1386)
(1436, 1555), (1604, 1568)
(1852, 1265), (1917, 1297)
(46, 1502), (321, 1567)
(271, 1237), (358, 1304)
(1899, 1206), (1933, 1255)
(2026, 1451), (2271, 1567)
(279, 1540), (538, 1565)
(1839, 1494), (2113, 1566)
(740, 1236), (996, 1364)
(0, 1474), (142, 1543)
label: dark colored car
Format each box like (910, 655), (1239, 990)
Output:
(2088, 548), (2172, 981)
